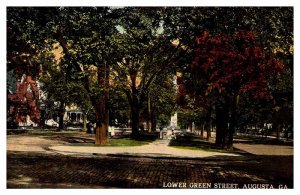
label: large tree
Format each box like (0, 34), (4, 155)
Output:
(7, 7), (120, 145)
(46, 7), (121, 145)
(188, 30), (285, 149)
(7, 7), (293, 146)
(145, 73), (177, 132)
(112, 7), (186, 138)
(7, 7), (48, 127)
(165, 7), (293, 148)
(38, 51), (92, 131)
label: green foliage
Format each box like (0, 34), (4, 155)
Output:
(163, 7), (293, 51)
(7, 70), (17, 93)
(177, 104), (207, 129)
(108, 88), (131, 127)
(148, 74), (177, 128)
(109, 8), (185, 134)
(7, 7), (293, 139)
(38, 52), (91, 111)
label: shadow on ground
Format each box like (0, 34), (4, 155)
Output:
(169, 134), (247, 155)
(7, 131), (293, 188)
(41, 132), (159, 144)
(7, 151), (293, 189)
(233, 135), (293, 146)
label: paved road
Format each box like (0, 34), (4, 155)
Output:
(6, 133), (293, 189)
(7, 151), (293, 189)
(49, 139), (241, 158)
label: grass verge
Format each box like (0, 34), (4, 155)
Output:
(169, 135), (238, 153)
(8, 129), (158, 147)
(69, 138), (154, 147)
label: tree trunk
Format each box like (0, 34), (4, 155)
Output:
(94, 92), (108, 145)
(95, 121), (107, 145)
(57, 101), (65, 131)
(227, 95), (238, 150)
(146, 93), (152, 132)
(215, 110), (223, 147)
(188, 122), (193, 132)
(131, 106), (140, 139)
(126, 70), (142, 139)
(272, 106), (281, 140)
(207, 123), (211, 141)
(151, 114), (157, 132)
(206, 109), (212, 141)
(201, 123), (204, 137)
(82, 112), (87, 132)
(215, 104), (229, 148)
(94, 63), (109, 145)
(146, 119), (152, 132)
(105, 65), (110, 137)
(276, 124), (281, 140)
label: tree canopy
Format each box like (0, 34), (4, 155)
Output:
(7, 7), (293, 147)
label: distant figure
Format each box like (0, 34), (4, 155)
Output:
(171, 129), (176, 140)
(166, 129), (172, 140)
(160, 128), (167, 139)
(160, 128), (164, 139)
(87, 122), (94, 134)
(109, 126), (115, 137)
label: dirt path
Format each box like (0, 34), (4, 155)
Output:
(7, 135), (67, 153)
(7, 133), (293, 157)
(234, 143), (293, 156)
(50, 138), (241, 158)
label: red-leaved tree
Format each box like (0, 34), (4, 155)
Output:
(189, 30), (284, 149)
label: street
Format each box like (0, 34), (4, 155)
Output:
(7, 151), (293, 188)
(6, 133), (293, 189)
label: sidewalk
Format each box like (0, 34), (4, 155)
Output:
(8, 133), (293, 159)
(49, 139), (241, 159)
(234, 143), (293, 156)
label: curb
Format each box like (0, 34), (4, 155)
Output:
(46, 146), (255, 161)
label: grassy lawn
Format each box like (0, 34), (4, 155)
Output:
(105, 138), (153, 146)
(29, 130), (85, 136)
(169, 135), (238, 153)
(7, 129), (85, 136)
(69, 132), (158, 147)
(8, 129), (158, 147)
(69, 138), (155, 147)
